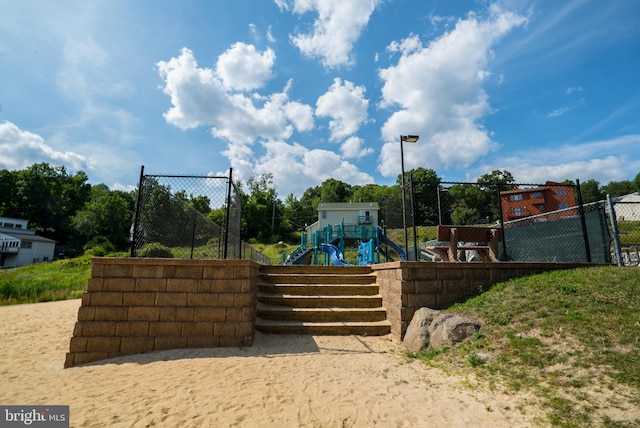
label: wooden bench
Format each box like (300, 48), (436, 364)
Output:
(425, 225), (503, 262)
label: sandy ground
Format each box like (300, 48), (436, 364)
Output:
(0, 299), (541, 427)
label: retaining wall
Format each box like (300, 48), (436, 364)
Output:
(64, 258), (260, 368)
(66, 258), (596, 367)
(371, 261), (595, 339)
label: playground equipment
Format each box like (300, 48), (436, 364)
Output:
(284, 221), (406, 266)
(319, 243), (351, 266)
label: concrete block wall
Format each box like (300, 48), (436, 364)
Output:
(371, 261), (594, 340)
(65, 258), (260, 368)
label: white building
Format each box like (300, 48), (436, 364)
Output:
(0, 217), (56, 268)
(306, 202), (380, 236)
(612, 193), (640, 221)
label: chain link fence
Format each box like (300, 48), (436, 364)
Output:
(609, 194), (640, 266)
(382, 179), (614, 264)
(380, 185), (412, 262)
(130, 167), (269, 264)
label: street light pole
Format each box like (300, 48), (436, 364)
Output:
(400, 134), (419, 260)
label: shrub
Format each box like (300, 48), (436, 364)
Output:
(83, 236), (116, 256)
(137, 243), (174, 258)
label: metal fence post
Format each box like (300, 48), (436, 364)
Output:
(606, 194), (623, 266)
(224, 168), (233, 260)
(190, 209), (197, 260)
(410, 174), (418, 261)
(496, 183), (507, 261)
(130, 165), (145, 257)
(575, 179), (592, 262)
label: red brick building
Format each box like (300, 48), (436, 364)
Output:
(500, 181), (576, 222)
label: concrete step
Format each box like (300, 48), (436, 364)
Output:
(256, 293), (383, 308)
(257, 304), (388, 322)
(261, 265), (373, 275)
(259, 274), (376, 284)
(258, 283), (380, 296)
(254, 319), (391, 335)
(255, 265), (388, 335)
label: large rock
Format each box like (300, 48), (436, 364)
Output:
(428, 314), (481, 350)
(402, 308), (440, 353)
(403, 308), (481, 353)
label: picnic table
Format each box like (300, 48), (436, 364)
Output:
(424, 225), (503, 262)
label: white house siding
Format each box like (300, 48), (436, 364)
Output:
(0, 217), (56, 268)
(613, 193), (640, 221)
(317, 202), (380, 229)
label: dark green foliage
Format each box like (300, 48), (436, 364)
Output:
(137, 243), (174, 258)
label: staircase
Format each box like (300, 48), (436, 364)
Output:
(255, 265), (391, 335)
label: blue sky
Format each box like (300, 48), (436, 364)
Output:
(1, 0), (639, 197)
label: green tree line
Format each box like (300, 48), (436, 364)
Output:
(1, 163), (639, 253)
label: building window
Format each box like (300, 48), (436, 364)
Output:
(509, 194), (523, 201)
(321, 211), (327, 219)
(358, 210), (372, 224)
(556, 189), (567, 196)
(512, 207), (524, 216)
(537, 205), (545, 211)
(21, 241), (33, 249)
(559, 203), (569, 209)
(532, 192), (542, 199)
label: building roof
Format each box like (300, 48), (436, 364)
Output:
(612, 192), (640, 203)
(317, 202), (379, 211)
(2, 232), (57, 243)
(500, 181), (572, 196)
(500, 186), (547, 195)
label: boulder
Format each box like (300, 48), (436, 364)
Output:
(402, 308), (440, 353)
(403, 308), (481, 352)
(428, 314), (481, 350)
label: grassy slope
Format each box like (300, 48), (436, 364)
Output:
(0, 255), (92, 305)
(414, 266), (640, 427)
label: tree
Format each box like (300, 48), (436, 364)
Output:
(633, 172), (640, 192)
(443, 170), (515, 225)
(72, 185), (135, 250)
(351, 184), (395, 206)
(0, 169), (17, 216)
(13, 163), (91, 242)
(579, 179), (603, 203)
(400, 168), (441, 225)
(319, 178), (352, 203)
(240, 173), (289, 242)
(282, 193), (315, 230)
(601, 180), (634, 198)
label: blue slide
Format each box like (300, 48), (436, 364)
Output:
(319, 243), (352, 266)
(377, 227), (406, 261)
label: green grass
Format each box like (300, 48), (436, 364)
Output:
(617, 220), (640, 245)
(251, 242), (300, 264)
(0, 255), (93, 305)
(409, 266), (640, 427)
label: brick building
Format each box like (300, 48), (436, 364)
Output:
(500, 181), (576, 222)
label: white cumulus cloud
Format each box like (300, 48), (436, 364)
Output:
(252, 139), (374, 196)
(316, 78), (369, 141)
(282, 0), (382, 68)
(157, 47), (313, 145)
(0, 121), (92, 171)
(216, 42), (275, 91)
(377, 5), (528, 177)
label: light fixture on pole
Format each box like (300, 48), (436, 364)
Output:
(400, 134), (419, 260)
